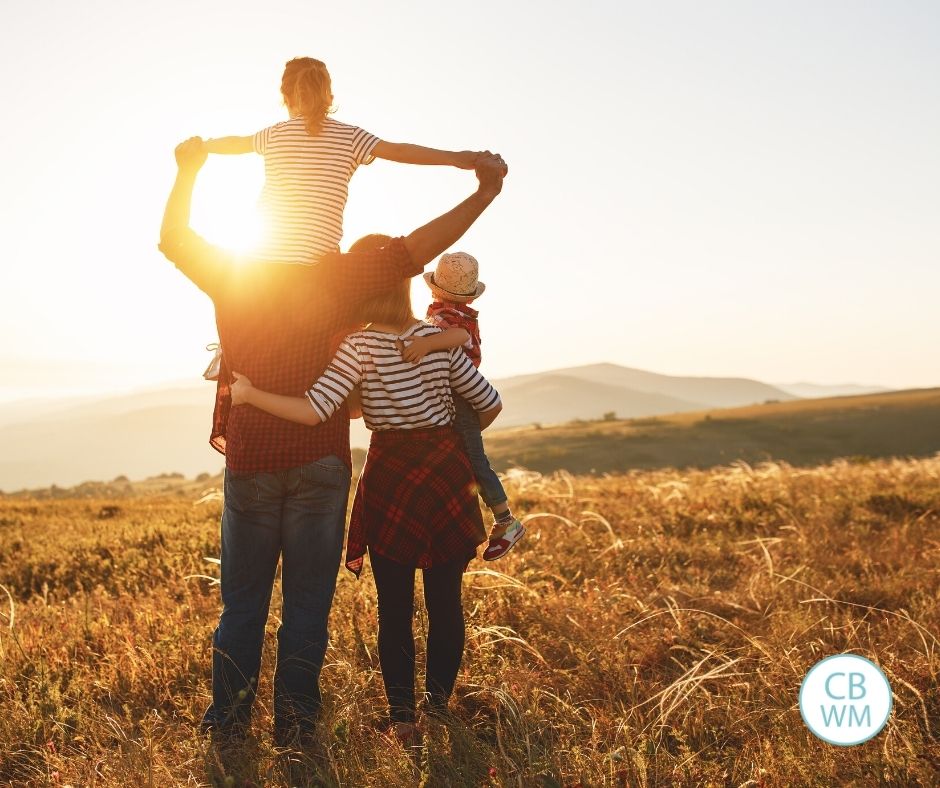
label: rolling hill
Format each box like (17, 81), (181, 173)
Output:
(495, 373), (703, 427)
(773, 381), (889, 399)
(0, 400), (221, 493)
(497, 362), (797, 410)
(0, 364), (914, 491)
(484, 387), (940, 475)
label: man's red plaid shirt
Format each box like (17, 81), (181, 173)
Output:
(159, 228), (422, 473)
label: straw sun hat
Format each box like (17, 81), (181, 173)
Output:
(423, 252), (486, 303)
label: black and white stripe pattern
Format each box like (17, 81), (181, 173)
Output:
(253, 117), (380, 264)
(306, 324), (501, 429)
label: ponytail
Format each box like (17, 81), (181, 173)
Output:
(280, 57), (334, 136)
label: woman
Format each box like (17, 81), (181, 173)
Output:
(229, 235), (502, 740)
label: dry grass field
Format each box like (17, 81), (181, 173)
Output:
(1, 456), (939, 786)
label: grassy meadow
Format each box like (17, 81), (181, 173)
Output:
(1, 456), (939, 786)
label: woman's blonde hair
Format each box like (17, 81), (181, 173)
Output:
(348, 235), (415, 329)
(281, 57), (334, 136)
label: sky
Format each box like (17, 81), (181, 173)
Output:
(1, 0), (938, 404)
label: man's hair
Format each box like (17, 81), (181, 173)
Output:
(348, 234), (391, 254)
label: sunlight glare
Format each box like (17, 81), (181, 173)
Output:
(190, 157), (266, 255)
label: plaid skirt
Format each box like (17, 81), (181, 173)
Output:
(345, 426), (486, 577)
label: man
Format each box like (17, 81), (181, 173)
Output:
(158, 137), (506, 744)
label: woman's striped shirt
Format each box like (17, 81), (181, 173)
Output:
(252, 117), (380, 264)
(306, 323), (501, 430)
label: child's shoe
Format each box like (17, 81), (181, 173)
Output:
(483, 518), (525, 561)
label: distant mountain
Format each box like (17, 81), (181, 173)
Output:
(496, 363), (797, 410)
(0, 385), (214, 426)
(0, 363), (831, 491)
(774, 382), (891, 399)
(494, 373), (704, 427)
(0, 396), (94, 428)
(0, 403), (222, 492)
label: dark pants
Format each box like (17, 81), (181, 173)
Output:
(201, 456), (351, 738)
(369, 550), (466, 724)
(453, 394), (508, 508)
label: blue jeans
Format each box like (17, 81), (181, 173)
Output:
(201, 455), (351, 737)
(453, 394), (507, 508)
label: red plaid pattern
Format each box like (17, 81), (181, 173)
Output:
(345, 427), (487, 577)
(426, 301), (482, 368)
(158, 227), (422, 474)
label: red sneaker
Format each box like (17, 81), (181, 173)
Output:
(483, 519), (526, 561)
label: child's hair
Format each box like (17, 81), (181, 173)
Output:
(348, 234), (415, 328)
(281, 57), (334, 136)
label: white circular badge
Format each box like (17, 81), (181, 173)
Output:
(799, 654), (892, 746)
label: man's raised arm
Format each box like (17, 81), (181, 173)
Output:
(324, 153), (508, 307)
(158, 137), (231, 300)
(403, 152), (507, 267)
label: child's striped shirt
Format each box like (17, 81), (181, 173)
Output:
(253, 117), (380, 264)
(306, 324), (501, 430)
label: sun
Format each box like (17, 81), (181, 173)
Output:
(190, 156), (266, 254)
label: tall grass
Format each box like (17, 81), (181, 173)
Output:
(1, 456), (938, 786)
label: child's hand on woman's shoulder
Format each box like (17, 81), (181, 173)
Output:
(397, 336), (432, 364)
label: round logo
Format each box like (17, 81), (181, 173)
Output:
(799, 654), (892, 746)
